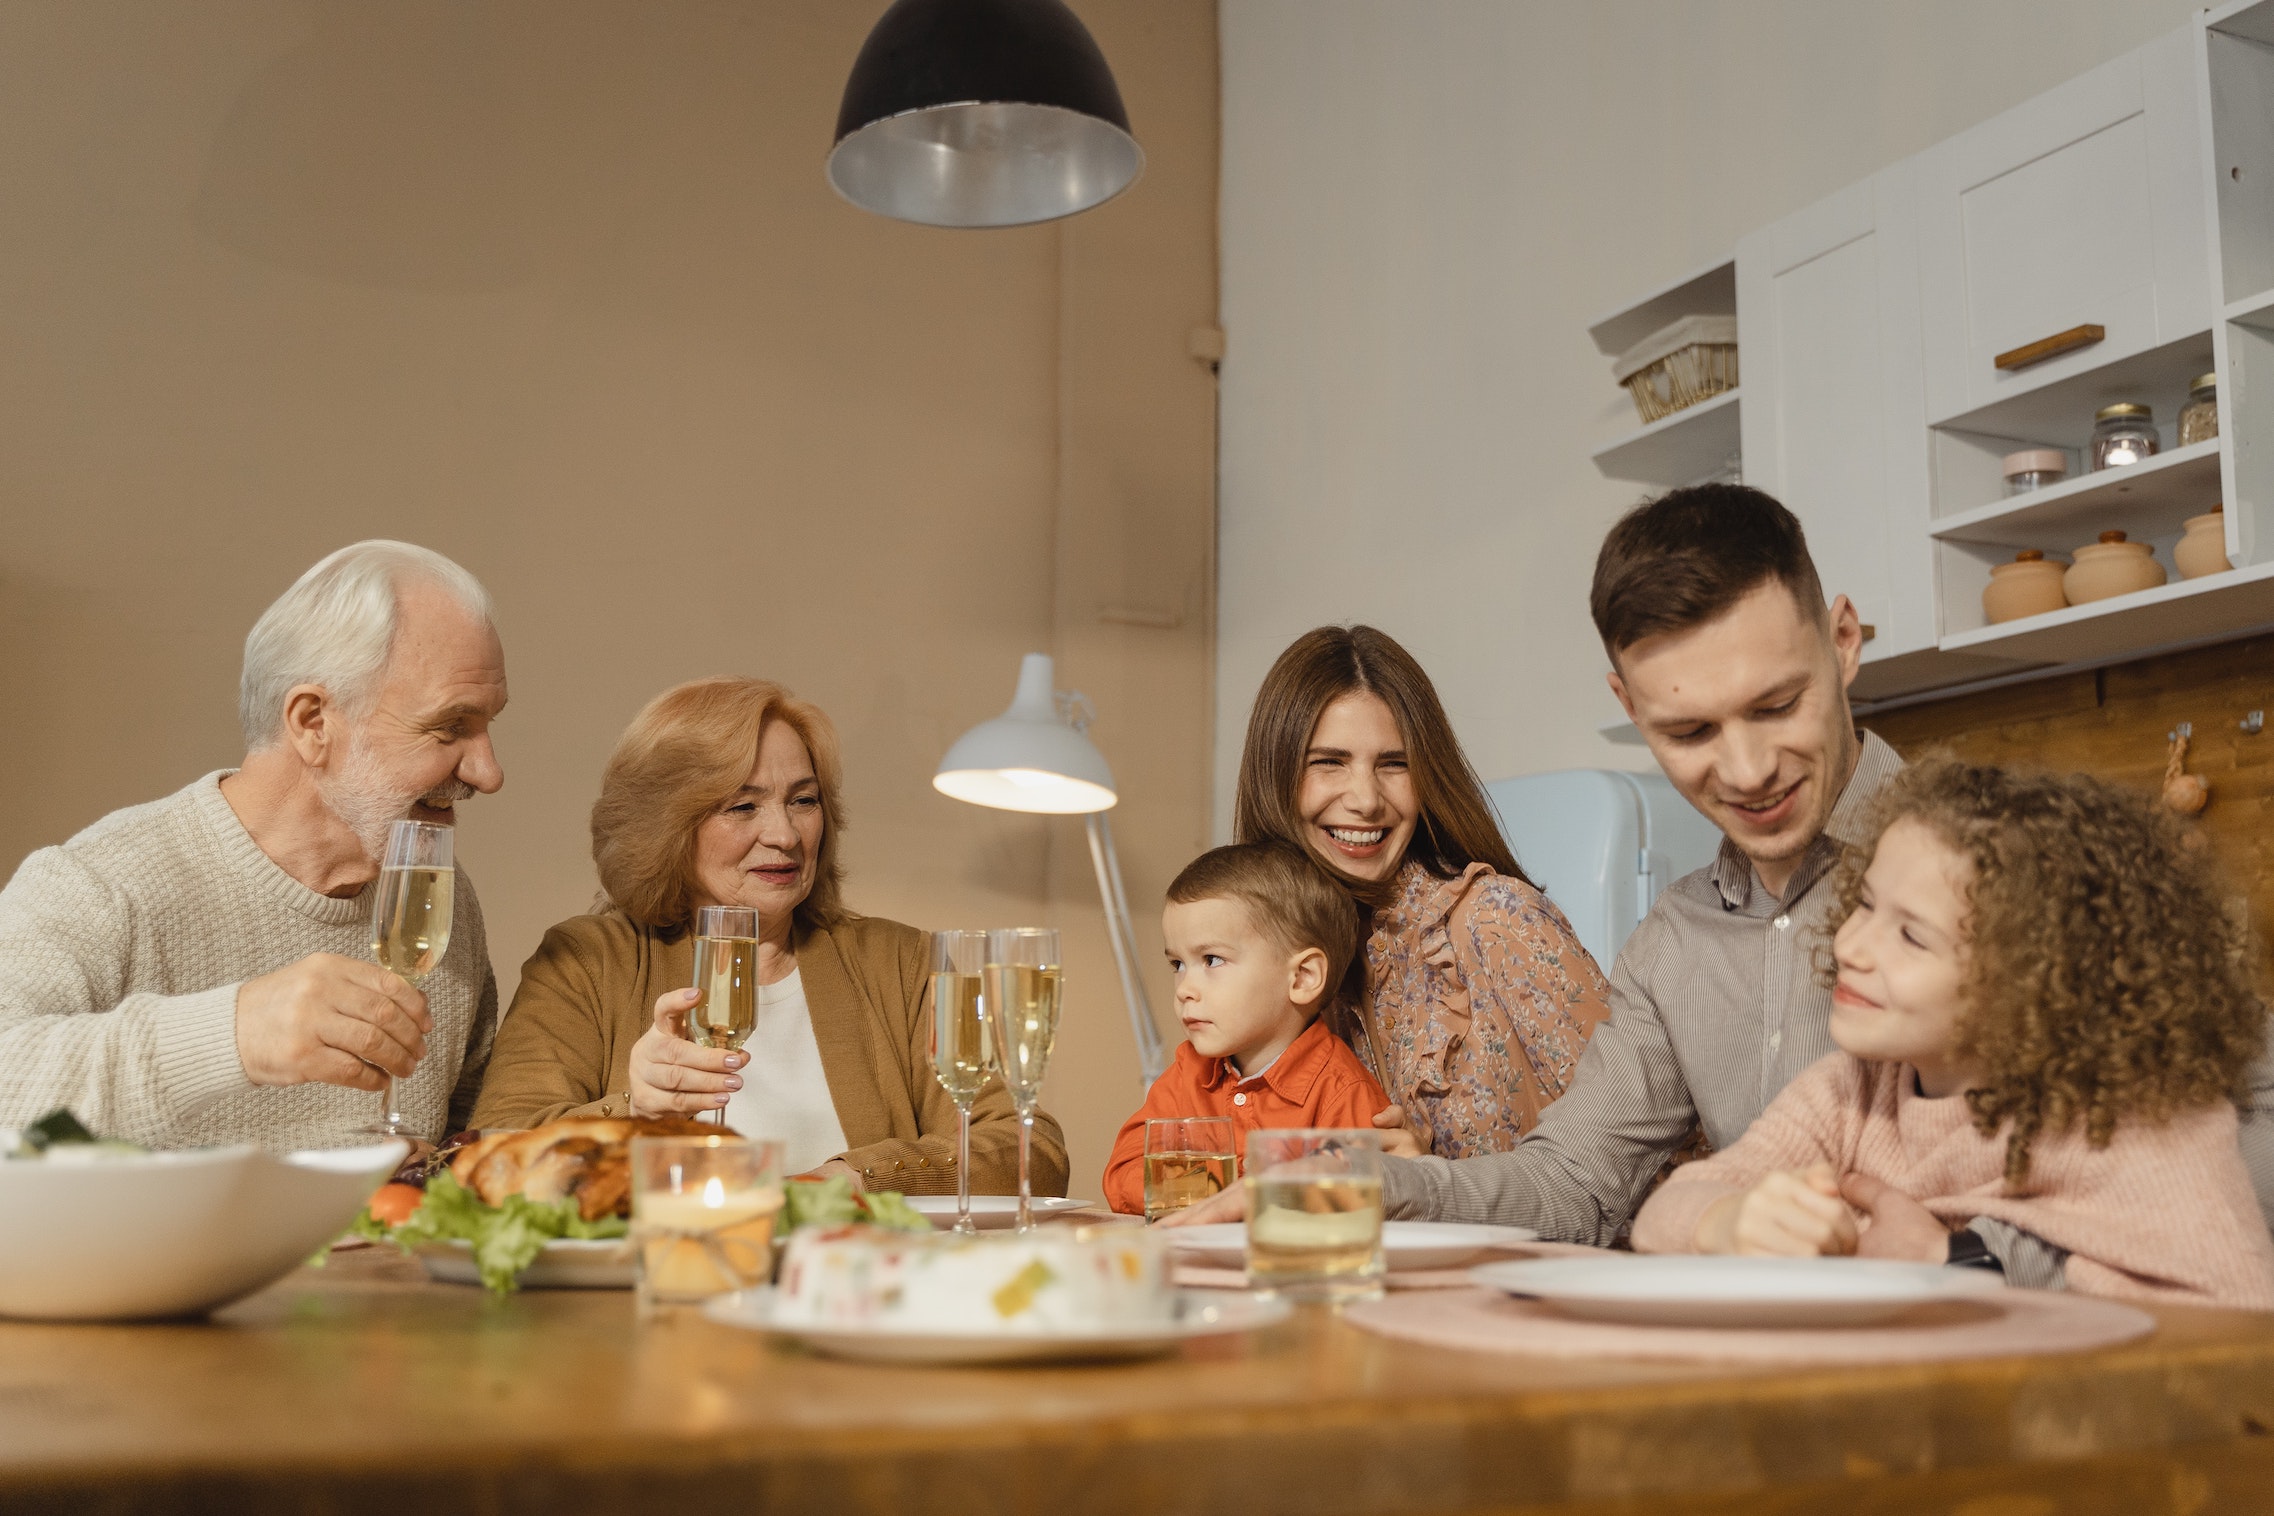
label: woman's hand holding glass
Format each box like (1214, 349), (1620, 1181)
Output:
(627, 987), (747, 1117)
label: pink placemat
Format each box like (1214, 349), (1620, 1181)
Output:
(1343, 1285), (2155, 1365)
(1174, 1242), (1611, 1293)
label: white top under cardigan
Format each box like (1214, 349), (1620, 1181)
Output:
(720, 969), (850, 1174)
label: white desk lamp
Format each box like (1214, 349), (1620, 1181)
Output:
(935, 653), (1171, 1085)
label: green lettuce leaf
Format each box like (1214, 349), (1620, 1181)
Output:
(392, 1171), (627, 1295)
(857, 1189), (930, 1233)
(778, 1175), (930, 1236)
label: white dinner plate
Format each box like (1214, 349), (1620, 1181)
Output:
(414, 1237), (633, 1290)
(1165, 1220), (1538, 1272)
(1471, 1255), (2005, 1329)
(704, 1287), (1291, 1364)
(904, 1196), (1094, 1230)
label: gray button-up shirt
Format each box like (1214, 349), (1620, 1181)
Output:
(1382, 731), (2274, 1253)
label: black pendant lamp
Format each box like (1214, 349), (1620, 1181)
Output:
(829, 0), (1143, 228)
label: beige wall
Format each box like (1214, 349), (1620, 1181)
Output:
(0, 0), (1219, 1191)
(1216, 0), (2204, 831)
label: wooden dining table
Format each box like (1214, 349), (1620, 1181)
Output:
(2, 1239), (2272, 1516)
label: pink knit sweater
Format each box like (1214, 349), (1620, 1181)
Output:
(1632, 1053), (2274, 1311)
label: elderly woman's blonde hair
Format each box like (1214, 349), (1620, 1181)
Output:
(591, 677), (851, 935)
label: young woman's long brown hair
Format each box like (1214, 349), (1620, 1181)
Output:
(1234, 625), (1531, 908)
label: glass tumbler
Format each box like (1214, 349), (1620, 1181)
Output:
(1243, 1129), (1386, 1301)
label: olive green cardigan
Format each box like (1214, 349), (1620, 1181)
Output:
(468, 911), (1069, 1198)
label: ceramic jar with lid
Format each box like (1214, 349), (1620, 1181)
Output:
(2178, 374), (2219, 448)
(2089, 404), (2159, 471)
(1982, 549), (2069, 624)
(2000, 448), (2068, 496)
(2175, 506), (2233, 580)
(2063, 530), (2167, 604)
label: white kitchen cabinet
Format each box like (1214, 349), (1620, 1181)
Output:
(1736, 166), (1934, 661)
(1915, 29), (2210, 425)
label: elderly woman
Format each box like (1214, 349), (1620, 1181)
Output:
(472, 677), (1068, 1196)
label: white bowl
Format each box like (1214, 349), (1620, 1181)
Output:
(0, 1140), (405, 1320)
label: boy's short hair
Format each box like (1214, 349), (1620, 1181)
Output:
(1589, 483), (1828, 662)
(1166, 842), (1361, 1017)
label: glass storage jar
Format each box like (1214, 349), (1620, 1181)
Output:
(2001, 448), (2068, 496)
(2178, 374), (2218, 447)
(2089, 403), (2158, 471)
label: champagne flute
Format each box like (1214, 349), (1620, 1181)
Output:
(926, 930), (990, 1235)
(369, 819), (454, 1137)
(688, 906), (759, 1128)
(983, 926), (1061, 1233)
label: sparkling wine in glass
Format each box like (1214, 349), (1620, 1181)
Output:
(370, 820), (453, 1136)
(926, 929), (990, 1235)
(983, 926), (1061, 1233)
(689, 906), (759, 1128)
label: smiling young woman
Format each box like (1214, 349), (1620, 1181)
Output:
(1233, 627), (1613, 1158)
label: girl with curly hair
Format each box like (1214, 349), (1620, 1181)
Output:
(1633, 759), (2274, 1309)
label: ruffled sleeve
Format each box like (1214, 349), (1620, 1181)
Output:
(1400, 865), (1616, 1154)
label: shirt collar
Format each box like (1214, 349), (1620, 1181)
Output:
(1710, 730), (1904, 911)
(1196, 1018), (1339, 1103)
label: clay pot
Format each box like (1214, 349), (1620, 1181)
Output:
(2175, 508), (2233, 580)
(2063, 530), (2167, 605)
(1982, 550), (2069, 624)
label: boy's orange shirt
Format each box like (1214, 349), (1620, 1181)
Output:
(1101, 1018), (1392, 1215)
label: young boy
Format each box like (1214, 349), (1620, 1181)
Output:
(1101, 842), (1413, 1216)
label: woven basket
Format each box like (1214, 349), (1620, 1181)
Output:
(1612, 315), (1738, 425)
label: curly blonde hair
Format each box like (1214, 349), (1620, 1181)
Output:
(1825, 758), (2264, 1187)
(590, 677), (851, 937)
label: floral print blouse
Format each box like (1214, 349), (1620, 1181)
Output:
(1352, 861), (1614, 1160)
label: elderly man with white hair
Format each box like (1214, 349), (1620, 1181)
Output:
(0, 541), (506, 1149)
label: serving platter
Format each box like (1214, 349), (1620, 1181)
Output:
(1471, 1255), (2005, 1329)
(904, 1196), (1093, 1230)
(414, 1238), (633, 1290)
(1165, 1220), (1538, 1272)
(704, 1287), (1291, 1364)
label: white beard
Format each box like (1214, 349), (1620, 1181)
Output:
(317, 729), (472, 864)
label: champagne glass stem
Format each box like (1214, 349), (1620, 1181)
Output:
(954, 1102), (975, 1235)
(1015, 1104), (1035, 1233)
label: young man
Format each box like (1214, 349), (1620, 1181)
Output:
(1101, 842), (1409, 1215)
(0, 541), (508, 1149)
(1372, 484), (2274, 1269)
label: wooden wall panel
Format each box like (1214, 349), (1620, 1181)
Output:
(1861, 634), (2274, 948)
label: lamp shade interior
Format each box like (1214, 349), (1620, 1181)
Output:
(829, 0), (1142, 228)
(933, 653), (1118, 814)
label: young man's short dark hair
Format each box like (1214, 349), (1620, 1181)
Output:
(1588, 483), (1828, 662)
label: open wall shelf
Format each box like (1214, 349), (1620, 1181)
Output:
(1589, 389), (1741, 488)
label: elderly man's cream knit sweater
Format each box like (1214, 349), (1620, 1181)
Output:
(0, 772), (496, 1150)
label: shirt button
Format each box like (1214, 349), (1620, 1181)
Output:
(1771, 1031), (1783, 1052)
(1232, 1092), (1247, 1106)
(1773, 913), (1791, 931)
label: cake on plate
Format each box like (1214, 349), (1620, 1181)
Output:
(774, 1224), (1171, 1333)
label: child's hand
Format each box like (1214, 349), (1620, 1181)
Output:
(1371, 1103), (1430, 1159)
(1841, 1172), (1953, 1262)
(1696, 1163), (1859, 1257)
(1155, 1183), (1247, 1226)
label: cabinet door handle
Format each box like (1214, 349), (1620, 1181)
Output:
(1995, 324), (2105, 372)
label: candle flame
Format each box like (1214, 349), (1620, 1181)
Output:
(702, 1176), (725, 1208)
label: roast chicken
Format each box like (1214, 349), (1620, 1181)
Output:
(450, 1116), (726, 1223)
